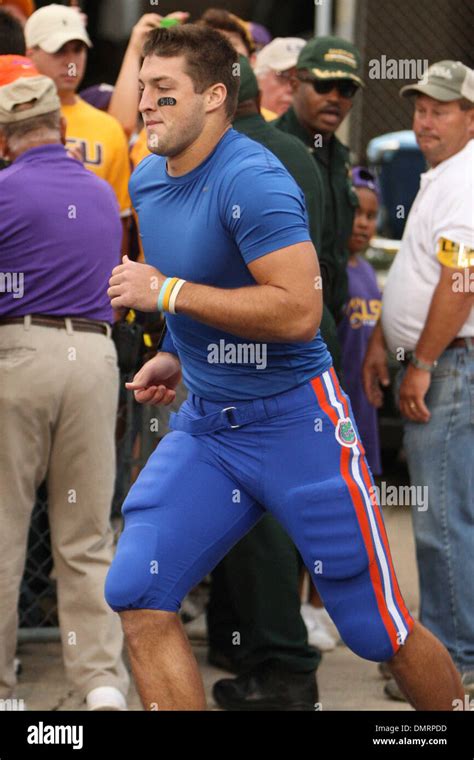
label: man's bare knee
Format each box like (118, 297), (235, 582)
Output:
(386, 620), (419, 671)
(120, 609), (179, 648)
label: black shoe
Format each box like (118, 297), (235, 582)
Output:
(208, 649), (241, 674)
(212, 660), (318, 711)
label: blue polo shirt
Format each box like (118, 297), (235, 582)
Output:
(130, 128), (332, 401)
(0, 144), (121, 322)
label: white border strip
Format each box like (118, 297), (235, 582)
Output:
(322, 371), (408, 643)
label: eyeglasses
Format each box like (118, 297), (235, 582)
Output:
(298, 76), (359, 99)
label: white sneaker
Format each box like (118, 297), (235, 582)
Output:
(301, 604), (338, 652)
(312, 606), (340, 638)
(86, 686), (127, 711)
(301, 604), (340, 637)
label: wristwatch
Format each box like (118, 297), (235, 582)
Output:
(409, 352), (438, 373)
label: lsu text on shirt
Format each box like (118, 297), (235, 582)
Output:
(62, 97), (131, 218)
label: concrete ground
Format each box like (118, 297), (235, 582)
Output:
(14, 504), (417, 711)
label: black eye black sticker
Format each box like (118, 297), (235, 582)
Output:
(158, 97), (177, 106)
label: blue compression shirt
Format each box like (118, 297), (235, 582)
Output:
(130, 128), (332, 401)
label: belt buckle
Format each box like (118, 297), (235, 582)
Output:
(221, 406), (240, 429)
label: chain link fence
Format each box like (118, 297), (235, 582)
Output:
(350, 0), (474, 162)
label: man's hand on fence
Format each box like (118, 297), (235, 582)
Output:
(125, 352), (182, 405)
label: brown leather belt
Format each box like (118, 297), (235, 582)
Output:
(402, 336), (473, 365)
(0, 315), (110, 336)
(447, 337), (473, 350)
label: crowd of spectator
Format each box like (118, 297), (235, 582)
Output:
(0, 1), (472, 711)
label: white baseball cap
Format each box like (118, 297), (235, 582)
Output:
(254, 37), (306, 76)
(25, 3), (92, 54)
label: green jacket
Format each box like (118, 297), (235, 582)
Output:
(274, 107), (358, 322)
(233, 113), (325, 251)
(233, 112), (341, 370)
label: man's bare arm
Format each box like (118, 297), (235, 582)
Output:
(174, 242), (322, 343)
(109, 242), (323, 342)
(397, 264), (474, 423)
(413, 264), (474, 364)
(362, 321), (390, 407)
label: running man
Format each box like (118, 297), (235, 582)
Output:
(105, 25), (463, 711)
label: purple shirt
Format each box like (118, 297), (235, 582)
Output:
(337, 256), (382, 474)
(0, 144), (121, 322)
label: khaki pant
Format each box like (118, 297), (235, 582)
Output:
(0, 319), (129, 700)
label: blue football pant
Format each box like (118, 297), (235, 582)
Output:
(105, 367), (413, 662)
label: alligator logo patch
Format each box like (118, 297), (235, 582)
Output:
(335, 417), (357, 447)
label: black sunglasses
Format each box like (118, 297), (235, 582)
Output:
(298, 77), (359, 99)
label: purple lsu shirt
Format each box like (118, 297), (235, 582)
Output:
(0, 144), (121, 322)
(337, 256), (382, 474)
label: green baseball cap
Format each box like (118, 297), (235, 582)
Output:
(296, 35), (364, 87)
(237, 55), (259, 103)
(400, 60), (474, 102)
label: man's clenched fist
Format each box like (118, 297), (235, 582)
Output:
(108, 255), (165, 311)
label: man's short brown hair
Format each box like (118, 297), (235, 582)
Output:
(142, 25), (240, 120)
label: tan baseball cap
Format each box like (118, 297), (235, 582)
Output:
(400, 60), (474, 103)
(0, 75), (60, 123)
(24, 3), (91, 54)
(254, 38), (305, 75)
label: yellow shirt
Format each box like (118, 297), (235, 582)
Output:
(130, 128), (149, 170)
(129, 130), (150, 261)
(261, 106), (278, 121)
(62, 97), (131, 217)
